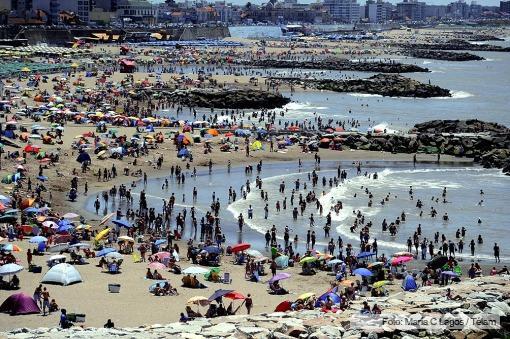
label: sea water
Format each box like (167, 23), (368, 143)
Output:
(84, 161), (509, 263)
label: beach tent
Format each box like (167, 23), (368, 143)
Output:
(275, 255), (289, 269)
(0, 293), (41, 315)
(41, 263), (82, 286)
(177, 148), (190, 158)
(402, 274), (418, 292)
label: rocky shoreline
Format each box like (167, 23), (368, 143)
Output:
(146, 88), (291, 109)
(402, 49), (485, 61)
(271, 74), (450, 98)
(239, 59), (429, 73)
(3, 275), (509, 339)
(397, 41), (510, 53)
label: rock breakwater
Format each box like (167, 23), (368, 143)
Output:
(397, 41), (510, 52)
(403, 49), (485, 61)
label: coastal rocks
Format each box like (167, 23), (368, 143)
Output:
(241, 58), (429, 73)
(149, 88), (290, 109)
(272, 74), (450, 98)
(412, 120), (509, 134)
(480, 149), (510, 174)
(403, 49), (484, 61)
(397, 41), (510, 52)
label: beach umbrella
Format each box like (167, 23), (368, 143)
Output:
(95, 228), (110, 241)
(274, 300), (292, 312)
(48, 254), (66, 262)
(373, 280), (390, 289)
(112, 219), (131, 228)
(187, 296), (210, 307)
(339, 279), (355, 287)
(75, 224), (91, 231)
(207, 289), (234, 302)
(154, 239), (166, 246)
(29, 236), (47, 244)
(315, 292), (341, 307)
(353, 268), (373, 277)
(394, 251), (414, 257)
(99, 212), (115, 226)
(326, 259), (343, 266)
(299, 256), (317, 265)
(357, 251), (375, 259)
(428, 256), (448, 270)
(183, 266), (209, 275)
(231, 243), (250, 253)
(23, 207), (38, 214)
(47, 243), (69, 253)
(0, 263), (24, 276)
(224, 291), (246, 300)
(41, 263), (82, 286)
(96, 247), (116, 257)
(441, 271), (458, 277)
(204, 246), (221, 254)
(1, 244), (21, 252)
(245, 249), (263, 258)
(62, 213), (79, 219)
(391, 256), (413, 266)
(154, 251), (171, 260)
(68, 243), (90, 249)
(297, 292), (315, 301)
(268, 272), (291, 283)
(42, 220), (57, 228)
(0, 215), (17, 223)
(274, 255), (289, 269)
(36, 175), (48, 182)
(105, 252), (123, 260)
(148, 262), (166, 270)
(148, 280), (168, 293)
(118, 236), (135, 243)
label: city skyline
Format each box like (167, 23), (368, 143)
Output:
(150, 0), (503, 7)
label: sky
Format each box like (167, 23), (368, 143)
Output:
(150, 0), (503, 6)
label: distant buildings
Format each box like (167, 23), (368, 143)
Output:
(500, 0), (510, 13)
(323, 0), (360, 23)
(396, 0), (426, 21)
(365, 0), (392, 23)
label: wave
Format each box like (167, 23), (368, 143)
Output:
(423, 61), (432, 65)
(432, 90), (473, 100)
(283, 102), (328, 110)
(348, 93), (383, 98)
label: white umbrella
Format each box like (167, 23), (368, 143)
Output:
(246, 249), (264, 258)
(42, 221), (58, 228)
(62, 213), (79, 219)
(0, 263), (24, 275)
(182, 266), (209, 275)
(41, 263), (82, 286)
(68, 243), (90, 248)
(105, 252), (122, 260)
(47, 243), (69, 253)
(48, 254), (66, 261)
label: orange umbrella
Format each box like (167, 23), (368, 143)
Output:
(21, 198), (35, 209)
(207, 129), (219, 137)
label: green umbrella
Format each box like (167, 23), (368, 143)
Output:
(299, 256), (317, 265)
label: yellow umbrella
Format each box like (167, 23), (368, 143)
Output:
(97, 150), (107, 159)
(95, 228), (110, 241)
(21, 67), (31, 72)
(373, 280), (390, 289)
(297, 292), (315, 301)
(76, 224), (91, 230)
(118, 236), (134, 243)
(71, 63), (79, 68)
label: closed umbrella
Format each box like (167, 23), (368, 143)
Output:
(99, 212), (115, 227)
(353, 268), (373, 277)
(95, 228), (110, 241)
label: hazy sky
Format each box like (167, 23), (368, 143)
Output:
(150, 0), (503, 6)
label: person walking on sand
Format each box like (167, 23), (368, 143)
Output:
(494, 243), (500, 263)
(41, 287), (50, 315)
(244, 294), (253, 314)
(94, 196), (100, 214)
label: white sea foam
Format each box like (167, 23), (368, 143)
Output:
(348, 93), (383, 98)
(284, 102), (328, 110)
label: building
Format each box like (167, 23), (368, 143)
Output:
(424, 5), (447, 19)
(116, 0), (158, 24)
(366, 0), (392, 22)
(500, 0), (510, 13)
(447, 0), (469, 19)
(323, 0), (360, 23)
(396, 0), (425, 21)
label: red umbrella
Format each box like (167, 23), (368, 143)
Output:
(391, 256), (413, 266)
(231, 243), (250, 253)
(274, 300), (292, 312)
(148, 262), (166, 270)
(224, 291), (246, 300)
(154, 251), (171, 259)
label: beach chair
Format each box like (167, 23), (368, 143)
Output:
(221, 272), (231, 284)
(132, 253), (142, 263)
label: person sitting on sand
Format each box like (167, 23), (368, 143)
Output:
(182, 274), (192, 287)
(445, 288), (463, 301)
(498, 266), (509, 275)
(49, 299), (59, 312)
(185, 306), (202, 319)
(179, 312), (189, 323)
(104, 319), (115, 328)
(146, 268), (153, 280)
(153, 270), (163, 280)
(372, 304), (382, 314)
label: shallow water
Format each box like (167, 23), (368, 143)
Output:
(84, 161), (509, 263)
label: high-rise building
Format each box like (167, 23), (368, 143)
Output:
(396, 0), (425, 21)
(366, 0), (392, 22)
(116, 0), (158, 24)
(323, 0), (360, 23)
(500, 0), (510, 13)
(447, 0), (469, 19)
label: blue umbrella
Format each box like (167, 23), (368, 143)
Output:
(204, 246), (221, 254)
(353, 268), (373, 277)
(29, 236), (47, 243)
(207, 289), (234, 302)
(154, 239), (167, 246)
(96, 248), (117, 257)
(23, 207), (38, 213)
(37, 175), (48, 181)
(357, 252), (375, 259)
(315, 291), (341, 307)
(57, 224), (73, 232)
(112, 219), (131, 228)
(149, 280), (168, 292)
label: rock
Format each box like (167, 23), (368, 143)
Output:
(487, 301), (510, 314)
(206, 323), (237, 333)
(287, 325), (308, 337)
(451, 330), (467, 339)
(237, 326), (269, 335)
(413, 119), (509, 134)
(397, 41), (510, 52)
(240, 58), (429, 73)
(318, 325), (343, 337)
